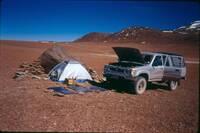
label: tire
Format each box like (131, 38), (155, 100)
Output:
(168, 80), (178, 91)
(106, 77), (115, 83)
(133, 76), (147, 95)
(105, 78), (117, 87)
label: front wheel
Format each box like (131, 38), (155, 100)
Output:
(133, 76), (147, 95)
(168, 80), (178, 91)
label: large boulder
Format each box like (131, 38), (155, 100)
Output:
(38, 45), (73, 73)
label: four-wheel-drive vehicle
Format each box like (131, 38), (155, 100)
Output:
(103, 47), (186, 94)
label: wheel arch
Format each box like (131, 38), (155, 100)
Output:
(138, 73), (149, 81)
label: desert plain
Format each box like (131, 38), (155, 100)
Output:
(0, 40), (199, 132)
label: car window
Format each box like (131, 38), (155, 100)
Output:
(143, 54), (153, 64)
(163, 55), (166, 63)
(152, 56), (162, 66)
(182, 58), (186, 67)
(165, 57), (170, 66)
(171, 56), (183, 67)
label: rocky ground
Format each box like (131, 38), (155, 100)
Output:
(0, 40), (199, 132)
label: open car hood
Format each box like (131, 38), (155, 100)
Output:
(113, 47), (145, 64)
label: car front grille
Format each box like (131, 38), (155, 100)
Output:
(110, 67), (124, 73)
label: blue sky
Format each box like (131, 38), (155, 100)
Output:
(1, 0), (200, 41)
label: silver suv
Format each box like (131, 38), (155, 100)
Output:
(103, 47), (186, 94)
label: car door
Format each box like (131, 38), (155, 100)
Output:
(150, 55), (164, 81)
(163, 56), (174, 80)
(180, 57), (186, 79)
(163, 55), (184, 80)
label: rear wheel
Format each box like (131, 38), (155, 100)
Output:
(168, 80), (178, 90)
(133, 76), (147, 95)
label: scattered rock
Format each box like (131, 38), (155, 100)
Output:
(141, 41), (146, 44)
(43, 77), (49, 80)
(14, 46), (101, 83)
(36, 86), (41, 89)
(53, 92), (65, 97)
(87, 67), (103, 82)
(32, 75), (41, 80)
(44, 89), (51, 93)
(13, 60), (47, 80)
(16, 71), (28, 76)
(13, 71), (28, 79)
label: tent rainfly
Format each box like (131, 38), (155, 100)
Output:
(48, 60), (92, 82)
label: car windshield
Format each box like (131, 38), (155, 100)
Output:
(142, 54), (153, 64)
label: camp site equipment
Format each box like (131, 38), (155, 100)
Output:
(48, 60), (92, 82)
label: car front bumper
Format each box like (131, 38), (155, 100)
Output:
(103, 73), (134, 81)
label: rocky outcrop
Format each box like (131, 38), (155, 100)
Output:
(38, 45), (74, 73)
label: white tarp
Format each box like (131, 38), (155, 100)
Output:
(48, 60), (92, 82)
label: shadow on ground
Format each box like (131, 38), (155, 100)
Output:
(89, 80), (169, 94)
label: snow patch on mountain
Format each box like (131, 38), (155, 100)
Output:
(188, 20), (200, 30)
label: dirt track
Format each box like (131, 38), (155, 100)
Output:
(0, 40), (199, 132)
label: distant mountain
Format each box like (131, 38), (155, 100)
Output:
(74, 20), (200, 44)
(105, 26), (163, 43)
(174, 20), (200, 35)
(74, 32), (111, 42)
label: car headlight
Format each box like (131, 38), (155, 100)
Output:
(131, 69), (136, 76)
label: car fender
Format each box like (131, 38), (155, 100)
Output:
(135, 70), (150, 81)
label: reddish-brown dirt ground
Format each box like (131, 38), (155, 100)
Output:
(0, 40), (199, 132)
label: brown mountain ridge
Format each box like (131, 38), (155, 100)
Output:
(74, 21), (200, 44)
